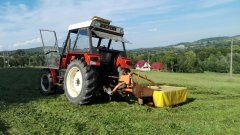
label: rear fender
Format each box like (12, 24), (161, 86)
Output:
(84, 53), (100, 66)
(61, 57), (67, 69)
(49, 68), (58, 86)
(64, 52), (100, 67)
(116, 57), (132, 69)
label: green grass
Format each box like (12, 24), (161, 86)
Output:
(0, 68), (240, 134)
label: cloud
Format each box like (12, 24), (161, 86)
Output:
(148, 28), (158, 32)
(13, 38), (41, 48)
(185, 12), (219, 19)
(0, 0), (175, 50)
(200, 0), (235, 8)
(18, 4), (28, 11)
(0, 0), (239, 50)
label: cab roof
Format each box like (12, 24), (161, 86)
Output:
(68, 16), (111, 31)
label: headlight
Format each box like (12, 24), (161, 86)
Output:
(116, 28), (124, 34)
(120, 28), (124, 34)
(116, 28), (121, 33)
(90, 57), (100, 65)
(94, 21), (101, 27)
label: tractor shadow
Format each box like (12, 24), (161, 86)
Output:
(172, 98), (196, 107)
(0, 68), (133, 107)
(92, 92), (137, 105)
(185, 98), (196, 104)
(0, 68), (63, 106)
(0, 119), (10, 135)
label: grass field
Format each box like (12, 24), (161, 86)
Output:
(0, 68), (240, 134)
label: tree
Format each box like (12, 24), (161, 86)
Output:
(177, 51), (197, 72)
(0, 57), (3, 67)
(184, 51), (197, 72)
(204, 54), (218, 72)
(16, 49), (25, 55)
(164, 51), (175, 72)
(216, 55), (228, 73)
(232, 53), (240, 73)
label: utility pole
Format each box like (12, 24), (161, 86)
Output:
(29, 57), (31, 67)
(148, 51), (150, 70)
(6, 50), (9, 67)
(3, 51), (5, 68)
(148, 52), (150, 65)
(230, 39), (233, 78)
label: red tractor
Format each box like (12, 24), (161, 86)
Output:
(40, 16), (132, 104)
(40, 16), (188, 107)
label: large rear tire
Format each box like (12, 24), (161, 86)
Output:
(40, 69), (55, 95)
(64, 59), (98, 105)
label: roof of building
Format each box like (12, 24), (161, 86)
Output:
(135, 60), (147, 67)
(151, 62), (164, 70)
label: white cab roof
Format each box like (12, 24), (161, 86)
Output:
(68, 20), (92, 30)
(68, 16), (111, 31)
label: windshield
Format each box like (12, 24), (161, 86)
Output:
(91, 29), (126, 51)
(63, 28), (127, 55)
(92, 37), (124, 51)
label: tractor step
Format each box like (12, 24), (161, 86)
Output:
(56, 83), (63, 86)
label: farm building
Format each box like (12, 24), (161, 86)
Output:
(135, 60), (151, 71)
(151, 62), (164, 71)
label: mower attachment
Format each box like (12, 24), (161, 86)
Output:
(114, 72), (188, 107)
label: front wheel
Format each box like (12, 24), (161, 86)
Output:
(40, 69), (55, 95)
(64, 59), (98, 105)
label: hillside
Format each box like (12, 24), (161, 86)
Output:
(131, 35), (240, 52)
(1, 35), (240, 53)
(0, 47), (43, 54)
(1, 35), (240, 73)
(181, 35), (240, 48)
(1, 35), (240, 54)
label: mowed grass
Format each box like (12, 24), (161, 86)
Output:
(0, 68), (240, 134)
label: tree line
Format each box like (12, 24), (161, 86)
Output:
(128, 42), (240, 73)
(1, 40), (240, 74)
(0, 49), (45, 67)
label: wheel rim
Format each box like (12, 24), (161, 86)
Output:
(66, 67), (83, 98)
(41, 74), (50, 92)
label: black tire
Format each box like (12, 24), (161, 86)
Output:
(64, 59), (98, 105)
(40, 69), (55, 95)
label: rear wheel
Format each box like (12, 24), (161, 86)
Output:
(40, 69), (55, 95)
(64, 59), (98, 105)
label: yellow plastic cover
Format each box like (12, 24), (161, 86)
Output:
(150, 86), (187, 107)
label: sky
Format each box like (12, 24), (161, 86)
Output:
(0, 0), (240, 51)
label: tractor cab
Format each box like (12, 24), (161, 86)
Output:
(62, 16), (131, 68)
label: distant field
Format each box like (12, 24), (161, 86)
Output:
(0, 68), (240, 134)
